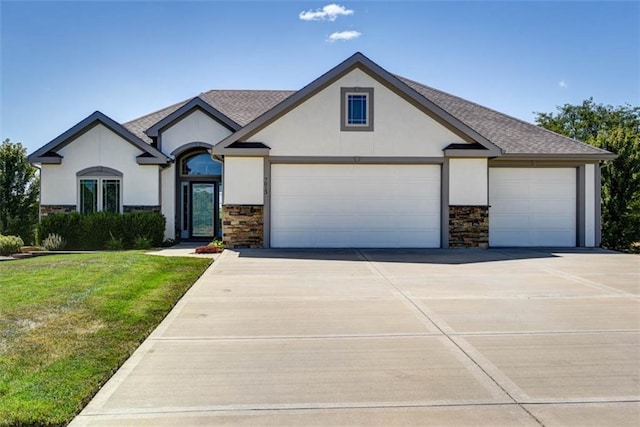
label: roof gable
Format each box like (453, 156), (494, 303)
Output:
(212, 52), (502, 156)
(29, 111), (169, 165)
(145, 97), (241, 138)
(123, 90), (295, 144)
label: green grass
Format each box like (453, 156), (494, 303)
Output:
(0, 252), (211, 426)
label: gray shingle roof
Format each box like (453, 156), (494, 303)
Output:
(200, 90), (295, 128)
(397, 76), (610, 156)
(122, 74), (608, 157)
(124, 90), (294, 144)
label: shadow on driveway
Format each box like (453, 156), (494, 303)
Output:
(233, 247), (616, 265)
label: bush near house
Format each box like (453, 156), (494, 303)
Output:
(38, 212), (166, 250)
(0, 234), (24, 256)
(41, 233), (66, 251)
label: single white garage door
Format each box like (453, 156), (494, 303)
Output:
(489, 168), (576, 247)
(271, 164), (441, 248)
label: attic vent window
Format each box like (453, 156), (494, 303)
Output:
(341, 87), (373, 131)
(348, 94), (367, 124)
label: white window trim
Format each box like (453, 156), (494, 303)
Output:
(77, 176), (123, 214)
(340, 87), (374, 132)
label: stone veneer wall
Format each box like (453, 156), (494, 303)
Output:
(222, 205), (264, 248)
(123, 205), (161, 213)
(40, 205), (76, 217)
(449, 205), (489, 248)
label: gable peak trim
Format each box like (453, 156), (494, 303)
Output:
(28, 111), (169, 165)
(211, 52), (502, 156)
(144, 96), (241, 138)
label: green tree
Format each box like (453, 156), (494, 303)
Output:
(0, 139), (40, 244)
(535, 99), (640, 250)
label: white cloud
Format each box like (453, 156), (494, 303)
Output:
(559, 80), (568, 88)
(300, 4), (354, 21)
(327, 30), (362, 42)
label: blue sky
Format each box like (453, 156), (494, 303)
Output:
(1, 1), (638, 154)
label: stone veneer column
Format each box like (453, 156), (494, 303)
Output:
(222, 205), (264, 248)
(449, 205), (489, 248)
(40, 205), (76, 217)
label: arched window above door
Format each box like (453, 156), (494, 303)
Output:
(180, 152), (222, 176)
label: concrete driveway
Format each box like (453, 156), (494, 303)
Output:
(72, 248), (640, 426)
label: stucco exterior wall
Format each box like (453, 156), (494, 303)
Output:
(41, 164), (76, 205)
(449, 158), (488, 206)
(161, 164), (176, 240)
(41, 124), (159, 206)
(160, 109), (232, 154)
(223, 157), (264, 205)
(247, 68), (467, 157)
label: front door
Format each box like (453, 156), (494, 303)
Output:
(181, 182), (219, 239)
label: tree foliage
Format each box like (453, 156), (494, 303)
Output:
(535, 99), (640, 250)
(0, 139), (40, 244)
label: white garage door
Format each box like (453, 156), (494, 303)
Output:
(489, 168), (576, 247)
(271, 164), (441, 248)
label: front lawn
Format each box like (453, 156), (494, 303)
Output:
(0, 252), (211, 426)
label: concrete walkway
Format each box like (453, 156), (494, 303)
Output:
(72, 248), (639, 426)
(145, 242), (221, 259)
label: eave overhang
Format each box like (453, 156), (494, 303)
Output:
(494, 153), (618, 162)
(443, 142), (498, 158)
(211, 141), (271, 157)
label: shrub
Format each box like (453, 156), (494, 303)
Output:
(0, 234), (24, 256)
(105, 233), (124, 251)
(82, 212), (123, 250)
(122, 212), (165, 248)
(38, 212), (166, 250)
(38, 212), (83, 249)
(41, 233), (66, 251)
(133, 236), (153, 250)
(210, 239), (224, 250)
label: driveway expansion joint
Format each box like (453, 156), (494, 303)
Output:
(356, 249), (547, 426)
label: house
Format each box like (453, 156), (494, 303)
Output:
(28, 52), (615, 249)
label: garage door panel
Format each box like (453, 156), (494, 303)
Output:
(353, 231), (439, 248)
(532, 230), (575, 246)
(490, 199), (530, 213)
(529, 183), (575, 199)
(532, 199), (576, 215)
(490, 230), (529, 246)
(272, 198), (316, 213)
(490, 168), (576, 247)
(530, 214), (574, 229)
(271, 164), (441, 248)
(490, 214), (530, 229)
(492, 182), (527, 199)
(275, 179), (314, 194)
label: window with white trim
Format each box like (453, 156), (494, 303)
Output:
(341, 87), (374, 131)
(77, 167), (122, 213)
